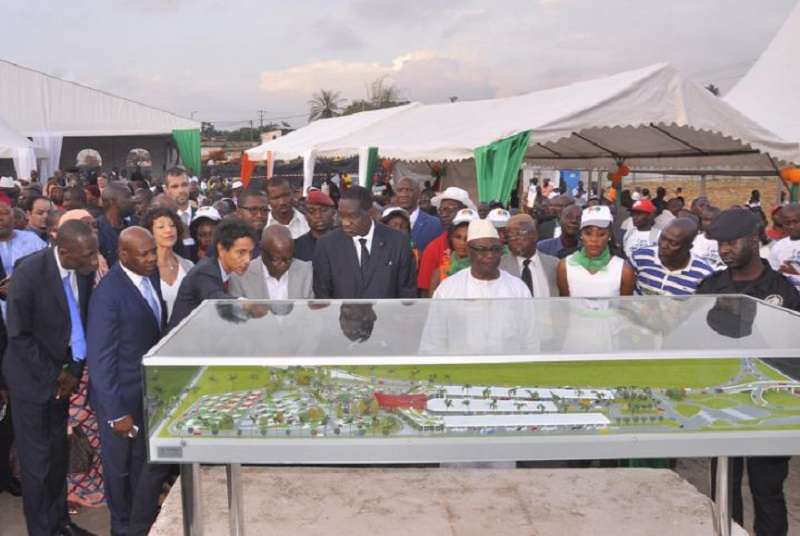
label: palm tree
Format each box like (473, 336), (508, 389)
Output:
(308, 89), (345, 122)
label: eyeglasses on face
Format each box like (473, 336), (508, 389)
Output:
(240, 206), (269, 214)
(468, 245), (504, 255)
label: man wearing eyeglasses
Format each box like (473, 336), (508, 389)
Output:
(236, 190), (270, 239)
(433, 219), (531, 299)
(500, 214), (559, 297)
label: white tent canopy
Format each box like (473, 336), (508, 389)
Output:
(0, 59), (199, 137)
(245, 103), (420, 162)
(0, 116), (46, 180)
(250, 64), (799, 178)
(725, 1), (800, 151)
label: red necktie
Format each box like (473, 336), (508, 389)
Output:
(223, 280), (229, 292)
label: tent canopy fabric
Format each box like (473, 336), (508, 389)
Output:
(0, 116), (36, 159)
(245, 103), (419, 162)
(725, 1), (800, 148)
(0, 59), (200, 137)
(251, 63), (799, 171)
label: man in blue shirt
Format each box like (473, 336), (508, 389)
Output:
(0, 203), (47, 304)
(629, 218), (713, 296)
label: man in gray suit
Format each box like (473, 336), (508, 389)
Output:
(500, 214), (559, 297)
(229, 225), (313, 299)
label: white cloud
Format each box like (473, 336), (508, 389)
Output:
(258, 50), (494, 105)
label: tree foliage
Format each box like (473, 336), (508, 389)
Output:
(308, 89), (346, 122)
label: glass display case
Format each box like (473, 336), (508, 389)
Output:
(144, 296), (800, 535)
(144, 295), (800, 465)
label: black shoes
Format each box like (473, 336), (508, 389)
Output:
(59, 521), (98, 536)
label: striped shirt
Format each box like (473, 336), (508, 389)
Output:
(630, 247), (714, 296)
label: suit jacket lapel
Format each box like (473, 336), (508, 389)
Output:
(118, 266), (161, 331)
(149, 271), (168, 331)
(47, 249), (69, 319)
(362, 226), (387, 287)
(343, 232), (363, 286)
(256, 262), (270, 299)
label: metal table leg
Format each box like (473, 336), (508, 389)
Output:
(713, 456), (731, 536)
(181, 463), (204, 536)
(226, 464), (245, 536)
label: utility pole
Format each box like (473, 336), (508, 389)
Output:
(250, 120), (254, 142)
(257, 109), (268, 130)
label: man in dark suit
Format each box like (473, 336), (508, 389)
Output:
(168, 217), (256, 329)
(0, 296), (21, 498)
(2, 220), (98, 536)
(313, 186), (417, 299)
(87, 227), (167, 536)
(96, 182), (134, 267)
(394, 177), (442, 253)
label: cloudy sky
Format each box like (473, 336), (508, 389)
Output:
(2, 0), (796, 129)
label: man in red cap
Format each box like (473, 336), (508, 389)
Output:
(294, 190), (336, 262)
(622, 198), (660, 259)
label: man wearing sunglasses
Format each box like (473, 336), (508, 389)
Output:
(433, 219), (531, 299)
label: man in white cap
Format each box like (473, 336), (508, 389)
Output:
(433, 219), (531, 299)
(418, 187), (476, 296)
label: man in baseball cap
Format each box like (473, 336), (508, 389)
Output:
(622, 198), (659, 259)
(418, 187), (478, 295)
(697, 206), (800, 534)
(294, 190), (336, 262)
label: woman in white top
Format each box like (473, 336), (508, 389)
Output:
(141, 207), (194, 322)
(557, 205), (635, 297)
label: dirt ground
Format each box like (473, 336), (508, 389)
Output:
(3, 458), (799, 535)
(628, 176), (786, 218)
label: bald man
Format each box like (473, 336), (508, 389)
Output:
(629, 218), (715, 296)
(229, 224), (313, 299)
(87, 226), (168, 536)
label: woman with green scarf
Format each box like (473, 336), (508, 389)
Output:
(556, 205), (635, 297)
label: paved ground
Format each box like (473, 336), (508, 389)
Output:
(3, 458), (799, 535)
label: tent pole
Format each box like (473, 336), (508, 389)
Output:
(700, 175), (707, 197)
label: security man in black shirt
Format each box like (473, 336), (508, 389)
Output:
(697, 207), (799, 536)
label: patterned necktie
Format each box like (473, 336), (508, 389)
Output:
(139, 277), (161, 324)
(62, 275), (86, 362)
(522, 259), (534, 296)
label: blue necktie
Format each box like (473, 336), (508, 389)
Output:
(62, 275), (86, 362)
(139, 277), (161, 324)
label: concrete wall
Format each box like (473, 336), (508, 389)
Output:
(59, 134), (180, 178)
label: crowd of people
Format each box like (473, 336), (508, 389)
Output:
(0, 166), (798, 535)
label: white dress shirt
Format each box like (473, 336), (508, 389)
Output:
(263, 265), (289, 300)
(409, 207), (420, 228)
(53, 247), (79, 299)
(218, 260), (231, 284)
(178, 206), (195, 245)
(516, 253), (550, 297)
(267, 209), (310, 239)
(120, 263), (162, 321)
(352, 222), (376, 265)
